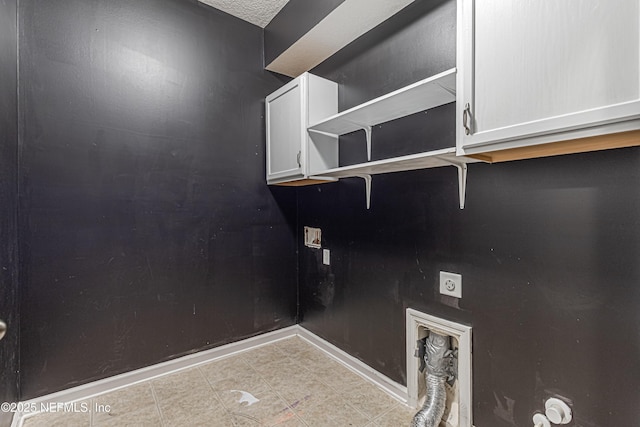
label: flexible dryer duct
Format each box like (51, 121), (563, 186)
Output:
(411, 331), (451, 427)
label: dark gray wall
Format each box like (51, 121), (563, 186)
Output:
(0, 0), (20, 424)
(18, 0), (296, 399)
(263, 0), (345, 67)
(293, 0), (640, 426)
(11, 1), (640, 425)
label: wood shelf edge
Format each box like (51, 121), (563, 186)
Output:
(271, 178), (337, 187)
(467, 129), (640, 163)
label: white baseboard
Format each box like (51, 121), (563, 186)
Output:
(11, 325), (408, 426)
(296, 327), (408, 404)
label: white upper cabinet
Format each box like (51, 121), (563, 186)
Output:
(457, 0), (640, 158)
(265, 73), (338, 185)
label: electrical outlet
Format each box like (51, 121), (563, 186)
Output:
(323, 249), (330, 265)
(440, 271), (462, 298)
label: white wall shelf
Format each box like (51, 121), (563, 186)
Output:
(305, 68), (476, 210)
(308, 68), (457, 161)
(315, 147), (457, 177)
(312, 148), (476, 210)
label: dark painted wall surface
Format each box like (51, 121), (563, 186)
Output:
(0, 0), (20, 424)
(293, 0), (640, 426)
(18, 0), (296, 398)
(263, 0), (345, 67)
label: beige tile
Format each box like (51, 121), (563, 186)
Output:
(285, 393), (329, 421)
(164, 406), (235, 427)
(210, 375), (272, 404)
(273, 337), (317, 358)
(201, 360), (270, 397)
(153, 369), (227, 426)
(217, 386), (271, 410)
(291, 347), (336, 370)
(22, 408), (90, 427)
(271, 412), (308, 426)
(156, 391), (226, 426)
(255, 367), (298, 394)
(252, 361), (313, 398)
(239, 344), (287, 368)
(20, 334), (407, 427)
(286, 392), (323, 410)
(151, 368), (211, 401)
(268, 372), (334, 407)
(293, 393), (369, 427)
(91, 382), (158, 425)
(224, 389), (295, 427)
(231, 412), (305, 427)
(229, 413), (263, 426)
(199, 355), (252, 383)
(308, 359), (366, 391)
(337, 382), (399, 420)
(254, 359), (302, 383)
(249, 355), (302, 378)
(92, 405), (162, 427)
(372, 403), (416, 426)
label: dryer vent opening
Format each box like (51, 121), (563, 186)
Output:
(411, 329), (457, 427)
(406, 309), (472, 427)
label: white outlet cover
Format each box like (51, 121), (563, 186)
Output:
(322, 249), (330, 265)
(439, 271), (462, 298)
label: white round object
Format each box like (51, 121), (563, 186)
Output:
(532, 412), (551, 427)
(545, 397), (573, 424)
(546, 407), (563, 424)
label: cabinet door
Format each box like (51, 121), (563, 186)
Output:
(266, 77), (306, 183)
(458, 0), (640, 153)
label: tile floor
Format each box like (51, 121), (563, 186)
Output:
(20, 336), (417, 426)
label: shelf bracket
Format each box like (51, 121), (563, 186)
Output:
(436, 158), (468, 209)
(343, 119), (373, 161)
(363, 126), (372, 162)
(353, 174), (372, 209)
